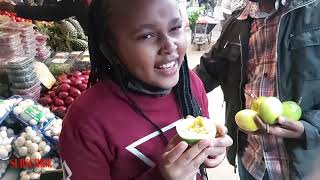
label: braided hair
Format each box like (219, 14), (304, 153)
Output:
(88, 0), (207, 179)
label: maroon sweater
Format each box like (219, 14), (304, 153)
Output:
(59, 71), (209, 180)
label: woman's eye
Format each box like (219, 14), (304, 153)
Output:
(171, 25), (182, 31)
(139, 33), (154, 40)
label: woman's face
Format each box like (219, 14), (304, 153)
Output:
(108, 0), (187, 89)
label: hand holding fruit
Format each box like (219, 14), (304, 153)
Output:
(204, 122), (233, 168)
(158, 136), (212, 180)
(235, 96), (305, 139)
(175, 116), (233, 169)
(253, 116), (305, 139)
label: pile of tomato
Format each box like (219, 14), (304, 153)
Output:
(0, 11), (32, 23)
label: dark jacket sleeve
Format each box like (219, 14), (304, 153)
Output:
(301, 110), (320, 149)
(15, 0), (84, 21)
(285, 109), (320, 178)
(193, 47), (225, 93)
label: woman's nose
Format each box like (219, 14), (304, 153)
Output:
(159, 36), (177, 55)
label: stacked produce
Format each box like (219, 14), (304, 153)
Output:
(0, 22), (37, 58)
(72, 49), (91, 71)
(45, 52), (73, 77)
(0, 11), (32, 24)
(235, 96), (302, 132)
(39, 70), (90, 118)
(13, 127), (51, 159)
(6, 57), (41, 100)
(0, 126), (15, 160)
(0, 31), (24, 58)
(35, 32), (51, 61)
(36, 17), (88, 52)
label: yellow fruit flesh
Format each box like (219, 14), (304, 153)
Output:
(188, 116), (209, 135)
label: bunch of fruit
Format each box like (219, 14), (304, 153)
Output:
(35, 17), (88, 52)
(235, 96), (302, 132)
(0, 11), (32, 23)
(38, 70), (90, 118)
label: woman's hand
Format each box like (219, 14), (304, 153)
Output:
(204, 123), (233, 168)
(158, 137), (213, 180)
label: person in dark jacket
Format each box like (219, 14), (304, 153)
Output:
(194, 0), (320, 179)
(0, 0), (90, 34)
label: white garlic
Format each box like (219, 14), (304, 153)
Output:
(16, 137), (26, 147)
(18, 146), (28, 157)
(44, 145), (51, 153)
(0, 149), (8, 159)
(28, 143), (39, 154)
(31, 152), (41, 160)
(32, 136), (41, 144)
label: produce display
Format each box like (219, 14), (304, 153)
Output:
(35, 32), (51, 61)
(0, 22), (37, 57)
(0, 96), (22, 121)
(0, 11), (32, 24)
(72, 49), (91, 71)
(19, 157), (60, 180)
(176, 116), (216, 145)
(0, 15), (92, 178)
(0, 126), (15, 160)
(39, 70), (90, 117)
(235, 96), (302, 132)
(6, 56), (42, 100)
(36, 17), (88, 52)
(12, 99), (54, 129)
(13, 127), (51, 159)
(42, 117), (62, 144)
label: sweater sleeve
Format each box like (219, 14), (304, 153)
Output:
(59, 104), (113, 180)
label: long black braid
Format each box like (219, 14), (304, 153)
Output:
(88, 0), (207, 179)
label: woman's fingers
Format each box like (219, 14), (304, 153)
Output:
(211, 135), (233, 147)
(204, 153), (226, 168)
(162, 141), (189, 164)
(176, 140), (211, 166)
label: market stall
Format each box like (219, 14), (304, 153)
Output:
(0, 10), (91, 179)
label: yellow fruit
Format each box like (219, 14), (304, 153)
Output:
(259, 97), (283, 124)
(235, 109), (259, 132)
(251, 96), (267, 112)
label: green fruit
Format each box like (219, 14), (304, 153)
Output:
(251, 96), (267, 112)
(235, 109), (259, 132)
(58, 20), (78, 39)
(282, 101), (302, 121)
(71, 39), (88, 51)
(176, 116), (216, 145)
(258, 97), (283, 124)
(67, 18), (85, 39)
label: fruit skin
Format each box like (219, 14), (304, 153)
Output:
(251, 96), (267, 112)
(71, 39), (88, 51)
(66, 18), (85, 39)
(176, 116), (216, 145)
(235, 109), (259, 132)
(57, 20), (78, 39)
(258, 97), (283, 124)
(282, 101), (302, 121)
